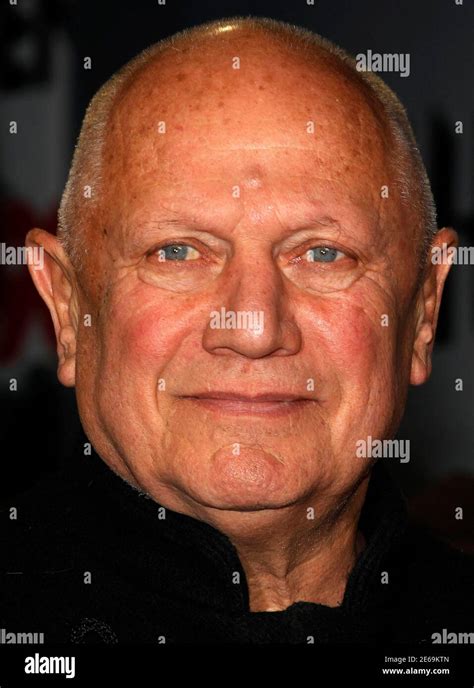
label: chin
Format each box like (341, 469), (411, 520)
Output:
(181, 446), (306, 511)
(190, 488), (300, 513)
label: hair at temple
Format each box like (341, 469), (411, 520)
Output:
(57, 16), (437, 280)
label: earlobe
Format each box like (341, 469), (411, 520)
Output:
(25, 228), (78, 388)
(57, 324), (77, 387)
(410, 321), (433, 386)
(410, 343), (431, 386)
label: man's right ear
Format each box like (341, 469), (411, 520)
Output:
(25, 228), (79, 387)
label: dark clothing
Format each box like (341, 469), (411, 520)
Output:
(1, 439), (473, 645)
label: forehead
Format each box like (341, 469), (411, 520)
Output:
(106, 41), (390, 166)
(99, 39), (397, 237)
(106, 146), (382, 241)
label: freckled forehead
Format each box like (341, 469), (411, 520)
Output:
(104, 41), (392, 181)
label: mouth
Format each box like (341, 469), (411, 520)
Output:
(180, 392), (316, 416)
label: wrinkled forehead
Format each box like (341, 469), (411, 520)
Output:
(104, 41), (392, 178)
(96, 40), (402, 251)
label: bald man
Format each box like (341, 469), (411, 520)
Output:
(2, 17), (473, 645)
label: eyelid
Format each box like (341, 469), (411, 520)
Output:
(145, 238), (355, 267)
(286, 241), (353, 263)
(147, 239), (205, 257)
(145, 239), (223, 271)
(138, 226), (230, 253)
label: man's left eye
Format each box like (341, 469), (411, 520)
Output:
(157, 244), (201, 261)
(305, 247), (343, 263)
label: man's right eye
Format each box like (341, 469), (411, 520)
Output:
(155, 244), (201, 261)
(305, 246), (345, 263)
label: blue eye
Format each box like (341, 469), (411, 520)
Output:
(306, 247), (341, 263)
(158, 244), (200, 261)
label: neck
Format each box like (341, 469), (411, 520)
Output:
(227, 478), (369, 612)
(90, 439), (371, 612)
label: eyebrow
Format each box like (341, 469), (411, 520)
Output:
(125, 219), (229, 254)
(288, 215), (342, 232)
(127, 214), (343, 243)
(314, 216), (342, 227)
(123, 207), (377, 257)
(276, 216), (353, 243)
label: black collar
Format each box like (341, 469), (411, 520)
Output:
(67, 430), (408, 641)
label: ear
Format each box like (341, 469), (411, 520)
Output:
(410, 227), (458, 386)
(25, 228), (79, 387)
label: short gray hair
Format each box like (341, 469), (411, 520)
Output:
(58, 16), (437, 273)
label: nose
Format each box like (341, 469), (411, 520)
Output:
(202, 252), (302, 359)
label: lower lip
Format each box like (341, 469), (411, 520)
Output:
(182, 397), (315, 416)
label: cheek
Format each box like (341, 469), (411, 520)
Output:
(308, 296), (393, 380)
(102, 285), (200, 368)
(122, 312), (179, 364)
(334, 309), (379, 364)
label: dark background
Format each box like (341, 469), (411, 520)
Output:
(1, 0), (473, 549)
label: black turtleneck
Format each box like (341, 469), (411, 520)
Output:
(1, 435), (473, 645)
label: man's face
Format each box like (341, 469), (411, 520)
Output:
(65, 44), (426, 518)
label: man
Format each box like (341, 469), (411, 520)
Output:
(2, 17), (472, 644)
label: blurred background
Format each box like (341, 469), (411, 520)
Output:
(1, 0), (473, 550)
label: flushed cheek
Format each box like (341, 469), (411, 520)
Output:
(314, 299), (397, 406)
(89, 299), (189, 432)
(103, 294), (191, 371)
(332, 314), (380, 369)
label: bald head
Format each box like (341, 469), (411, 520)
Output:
(58, 17), (436, 277)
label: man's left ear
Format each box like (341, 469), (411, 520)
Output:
(410, 227), (458, 386)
